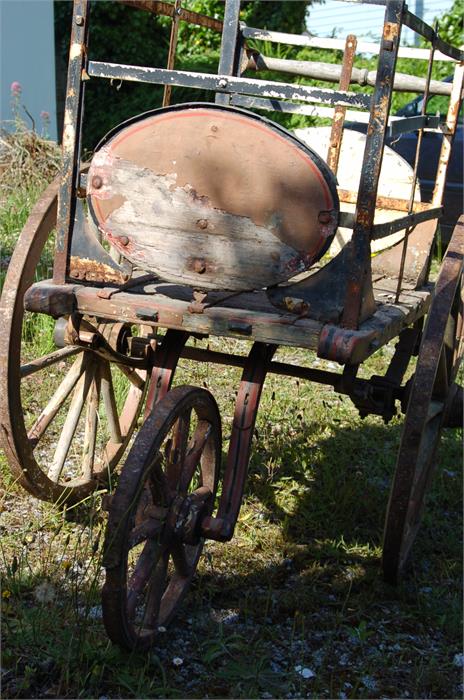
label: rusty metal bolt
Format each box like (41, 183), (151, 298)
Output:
(193, 259), (207, 274)
(196, 219), (208, 230)
(318, 211), (332, 225)
(118, 235), (130, 246)
(75, 14), (84, 25)
(91, 175), (103, 189)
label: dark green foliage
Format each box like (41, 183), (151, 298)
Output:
(54, 1), (169, 151)
(241, 0), (310, 34)
(54, 0), (311, 150)
(436, 0), (463, 47)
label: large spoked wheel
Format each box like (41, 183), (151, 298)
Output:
(102, 386), (221, 651)
(382, 220), (463, 584)
(0, 179), (146, 505)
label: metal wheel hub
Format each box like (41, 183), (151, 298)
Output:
(171, 486), (213, 545)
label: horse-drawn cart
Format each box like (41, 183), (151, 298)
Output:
(0, 0), (462, 650)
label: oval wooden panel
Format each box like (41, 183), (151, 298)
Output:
(87, 105), (339, 291)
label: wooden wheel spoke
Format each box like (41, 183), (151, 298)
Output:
(149, 454), (172, 505)
(127, 540), (161, 619)
(434, 345), (449, 399)
(27, 353), (86, 446)
(117, 364), (145, 390)
(128, 516), (165, 549)
(48, 360), (95, 482)
(100, 360), (123, 444)
(179, 422), (211, 493)
(82, 367), (101, 480)
(170, 539), (192, 578)
(141, 550), (170, 630)
(20, 346), (81, 378)
(165, 410), (191, 491)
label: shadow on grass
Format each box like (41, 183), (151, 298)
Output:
(1, 417), (461, 699)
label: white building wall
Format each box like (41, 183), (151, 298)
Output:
(1, 0), (57, 140)
(306, 0), (455, 44)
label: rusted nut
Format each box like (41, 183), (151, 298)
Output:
(318, 211), (332, 225)
(118, 235), (130, 246)
(75, 14), (84, 25)
(193, 259), (207, 274)
(201, 515), (226, 539)
(196, 219), (208, 230)
(218, 78), (228, 89)
(91, 175), (103, 189)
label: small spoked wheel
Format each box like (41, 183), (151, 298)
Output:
(102, 385), (221, 650)
(0, 179), (146, 504)
(382, 221), (463, 584)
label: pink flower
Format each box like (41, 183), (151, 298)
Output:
(40, 111), (50, 120)
(10, 81), (22, 96)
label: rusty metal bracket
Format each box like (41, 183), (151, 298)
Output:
(201, 342), (277, 542)
(318, 324), (377, 365)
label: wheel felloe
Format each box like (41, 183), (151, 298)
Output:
(382, 221), (463, 584)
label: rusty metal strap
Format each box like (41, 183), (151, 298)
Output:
(371, 207), (442, 240)
(338, 190), (434, 213)
(119, 0), (223, 32)
(88, 61), (372, 109)
(402, 9), (464, 62)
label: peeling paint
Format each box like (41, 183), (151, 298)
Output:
(70, 42), (83, 60)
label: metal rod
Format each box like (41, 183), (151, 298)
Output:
(338, 189), (434, 212)
(241, 26), (457, 61)
(432, 63), (464, 208)
(402, 9), (464, 61)
(327, 34), (357, 175)
(120, 0), (223, 32)
(247, 53), (453, 96)
(53, 0), (89, 284)
(395, 35), (435, 302)
(162, 0), (182, 107)
(180, 346), (344, 388)
(216, 0), (242, 106)
(341, 0), (404, 329)
(372, 207), (443, 240)
(231, 94), (367, 121)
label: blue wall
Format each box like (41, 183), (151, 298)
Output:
(1, 0), (57, 141)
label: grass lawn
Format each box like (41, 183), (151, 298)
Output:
(0, 133), (462, 699)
